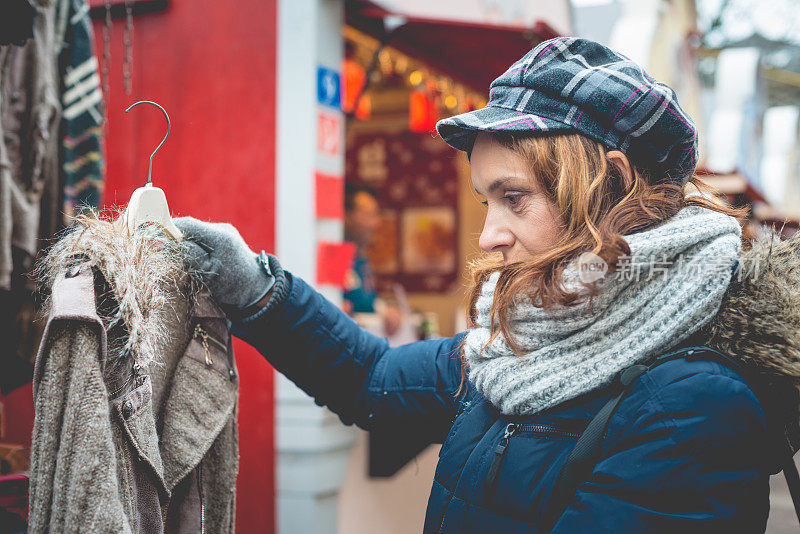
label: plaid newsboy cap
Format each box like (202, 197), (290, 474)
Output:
(436, 37), (698, 185)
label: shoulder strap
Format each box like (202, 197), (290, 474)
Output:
(540, 346), (800, 531)
(539, 363), (648, 531)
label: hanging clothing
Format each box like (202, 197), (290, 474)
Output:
(30, 264), (239, 533)
(0, 0), (62, 394)
(0, 0), (104, 278)
(0, 0), (62, 290)
(30, 217), (239, 533)
(0, 0), (103, 394)
(59, 0), (103, 222)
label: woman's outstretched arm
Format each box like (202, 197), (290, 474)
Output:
(233, 270), (465, 440)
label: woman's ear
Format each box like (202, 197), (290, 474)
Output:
(607, 150), (633, 189)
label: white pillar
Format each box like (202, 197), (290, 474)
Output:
(275, 1), (354, 533)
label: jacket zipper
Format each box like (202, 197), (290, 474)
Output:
(484, 423), (583, 500)
(437, 401), (471, 532)
(194, 324), (226, 366)
(485, 423), (517, 496)
(514, 423), (582, 439)
(198, 464), (206, 534)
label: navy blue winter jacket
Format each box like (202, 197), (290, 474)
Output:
(234, 272), (775, 533)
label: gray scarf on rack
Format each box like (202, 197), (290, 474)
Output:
(464, 205), (742, 416)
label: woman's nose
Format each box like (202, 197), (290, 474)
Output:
(479, 212), (514, 253)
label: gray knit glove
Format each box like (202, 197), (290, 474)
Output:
(174, 217), (275, 310)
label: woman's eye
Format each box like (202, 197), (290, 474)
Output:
(479, 193), (525, 208)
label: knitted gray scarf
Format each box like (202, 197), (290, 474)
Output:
(464, 205), (742, 416)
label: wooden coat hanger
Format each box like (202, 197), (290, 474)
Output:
(123, 100), (183, 240)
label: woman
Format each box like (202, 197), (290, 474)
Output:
(176, 38), (800, 532)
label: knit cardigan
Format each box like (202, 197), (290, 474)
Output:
(29, 264), (239, 533)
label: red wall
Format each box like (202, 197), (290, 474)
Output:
(93, 1), (277, 531)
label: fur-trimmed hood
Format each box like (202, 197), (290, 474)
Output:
(702, 228), (800, 456)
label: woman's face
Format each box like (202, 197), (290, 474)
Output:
(470, 133), (563, 265)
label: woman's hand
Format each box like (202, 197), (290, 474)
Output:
(174, 217), (275, 310)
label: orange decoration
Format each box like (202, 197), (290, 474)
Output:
(343, 57), (371, 119)
(409, 89), (438, 133)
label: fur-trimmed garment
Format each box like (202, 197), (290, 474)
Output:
(29, 217), (239, 533)
(464, 205), (742, 416)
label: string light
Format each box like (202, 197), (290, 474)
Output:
(395, 55), (409, 75)
(409, 70), (423, 86)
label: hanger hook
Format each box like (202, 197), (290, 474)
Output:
(124, 100), (171, 186)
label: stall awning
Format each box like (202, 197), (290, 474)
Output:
(695, 168), (767, 204)
(346, 0), (561, 95)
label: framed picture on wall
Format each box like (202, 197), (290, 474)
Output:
(401, 207), (456, 274)
(346, 130), (459, 293)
